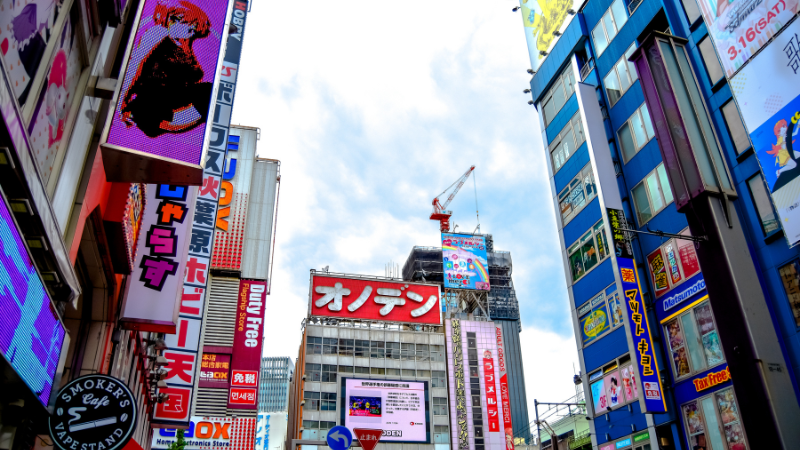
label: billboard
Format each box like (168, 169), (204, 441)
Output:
(516, 0), (582, 72)
(100, 0), (232, 183)
(199, 353), (231, 388)
(0, 187), (66, 407)
(227, 280), (266, 410)
(441, 233), (490, 290)
(152, 417), (257, 450)
(119, 184), (197, 333)
(495, 326), (514, 449)
(255, 413), (288, 450)
(309, 274), (441, 325)
(341, 378), (429, 443)
(697, 0), (798, 77)
(730, 19), (800, 247)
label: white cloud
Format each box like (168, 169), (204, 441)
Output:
(519, 326), (581, 421)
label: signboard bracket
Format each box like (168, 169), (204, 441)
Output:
(618, 227), (707, 243)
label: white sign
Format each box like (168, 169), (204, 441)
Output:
(256, 413), (288, 450)
(343, 379), (427, 442)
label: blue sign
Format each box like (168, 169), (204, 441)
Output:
(662, 277), (706, 312)
(615, 438), (632, 448)
(326, 426), (353, 450)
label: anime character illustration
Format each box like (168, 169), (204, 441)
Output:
(119, 0), (214, 137)
(505, 433), (514, 450)
(767, 119), (800, 181)
(522, 0), (574, 56)
(45, 50), (68, 146)
(608, 377), (619, 406)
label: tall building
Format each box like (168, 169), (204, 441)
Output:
(259, 357), (295, 412)
(401, 237), (532, 443)
(518, 0), (800, 448)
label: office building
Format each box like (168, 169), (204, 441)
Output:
(259, 357), (295, 412)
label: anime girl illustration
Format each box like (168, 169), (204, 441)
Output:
(608, 377), (619, 406)
(768, 119), (800, 181)
(119, 0), (214, 137)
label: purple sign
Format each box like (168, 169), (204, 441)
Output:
(102, 0), (230, 182)
(0, 192), (65, 407)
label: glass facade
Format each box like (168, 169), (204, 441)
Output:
(259, 356), (295, 412)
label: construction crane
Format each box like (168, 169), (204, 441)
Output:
(430, 165), (476, 232)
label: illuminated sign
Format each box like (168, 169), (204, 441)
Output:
(449, 319), (468, 450)
(663, 278), (706, 312)
(228, 280), (266, 410)
(608, 208), (667, 413)
(693, 366), (732, 392)
(483, 351), (500, 432)
(199, 353), (231, 388)
(442, 233), (490, 290)
(122, 184), (146, 272)
(211, 131), (253, 271)
(342, 378), (428, 443)
(101, 0), (232, 184)
(0, 187), (66, 407)
(495, 326), (514, 448)
(153, 417), (257, 450)
(310, 274), (441, 325)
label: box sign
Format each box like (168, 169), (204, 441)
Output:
(310, 274), (441, 325)
(341, 378), (428, 443)
(442, 233), (490, 290)
(0, 188), (66, 407)
(122, 184), (146, 272)
(101, 0), (232, 184)
(227, 280), (266, 410)
(646, 230), (701, 299)
(152, 416), (256, 450)
(731, 19), (800, 248)
(199, 353), (231, 388)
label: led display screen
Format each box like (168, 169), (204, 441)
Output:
(341, 378), (428, 443)
(442, 233), (490, 290)
(0, 191), (65, 406)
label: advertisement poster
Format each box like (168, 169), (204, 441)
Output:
(516, 0), (582, 72)
(730, 19), (800, 246)
(228, 280), (266, 409)
(648, 250), (670, 297)
(580, 293), (610, 344)
(342, 379), (428, 442)
(442, 233), (490, 290)
(697, 0), (798, 77)
(199, 353), (231, 388)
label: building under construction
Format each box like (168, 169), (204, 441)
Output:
(401, 235), (532, 443)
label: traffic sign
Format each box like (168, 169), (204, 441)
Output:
(326, 426), (353, 450)
(353, 428), (382, 450)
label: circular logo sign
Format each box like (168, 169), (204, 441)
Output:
(49, 374), (137, 450)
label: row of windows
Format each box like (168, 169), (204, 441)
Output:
(542, 68), (576, 127)
(618, 103), (655, 162)
(632, 163), (673, 225)
(550, 112), (586, 173)
(303, 391), (336, 411)
(558, 163), (597, 226)
(578, 284), (624, 346)
(592, 0), (629, 56)
(665, 300), (724, 380)
(307, 338), (445, 361)
(304, 364), (447, 387)
(568, 219), (609, 283)
(604, 44), (638, 107)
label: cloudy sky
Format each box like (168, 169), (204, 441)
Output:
(230, 0), (581, 425)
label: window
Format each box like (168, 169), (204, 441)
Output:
(434, 426), (450, 444)
(338, 365), (354, 373)
(632, 163), (673, 225)
(680, 0), (701, 23)
(745, 174), (779, 235)
(577, 285), (624, 345)
(592, 0), (629, 55)
(664, 301), (724, 380)
(417, 370), (431, 378)
(682, 389), (747, 450)
(355, 366), (370, 374)
(415, 344), (429, 361)
(338, 339), (354, 356)
(589, 355), (639, 414)
(322, 392), (336, 410)
(322, 338), (337, 354)
(778, 259), (800, 327)
(355, 340), (369, 357)
(604, 44), (639, 106)
(321, 364), (336, 382)
(558, 163), (597, 225)
(568, 220), (609, 282)
(619, 103), (655, 162)
(647, 228), (701, 297)
(432, 370), (447, 388)
(541, 68), (576, 126)
(320, 421), (335, 431)
(430, 345), (445, 362)
(305, 363), (321, 382)
(307, 337), (322, 355)
(303, 391), (320, 410)
(721, 101), (751, 154)
(386, 368), (401, 376)
(386, 342), (401, 360)
(402, 369), (416, 377)
(370, 367), (386, 375)
(698, 37), (724, 84)
(550, 112), (586, 173)
(401, 343), (414, 360)
(370, 341), (385, 358)
(433, 397), (448, 415)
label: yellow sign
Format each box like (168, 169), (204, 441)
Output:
(693, 366), (731, 392)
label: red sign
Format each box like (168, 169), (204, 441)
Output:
(495, 326), (514, 446)
(227, 280), (266, 410)
(353, 428), (382, 450)
(483, 354), (500, 433)
(310, 274), (441, 325)
(199, 353), (231, 388)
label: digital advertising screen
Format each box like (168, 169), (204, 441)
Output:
(341, 378), (429, 443)
(442, 233), (490, 290)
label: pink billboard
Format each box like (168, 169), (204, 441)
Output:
(227, 279), (266, 409)
(101, 0), (231, 184)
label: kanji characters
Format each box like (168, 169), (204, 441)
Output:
(190, 228), (213, 254)
(194, 200), (216, 226)
(200, 176), (220, 198)
(163, 352), (195, 383)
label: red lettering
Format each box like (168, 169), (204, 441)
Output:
(235, 1), (247, 10)
(767, 10), (777, 22)
(195, 422), (213, 438)
(214, 422), (230, 439)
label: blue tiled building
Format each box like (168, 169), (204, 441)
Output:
(519, 0), (800, 448)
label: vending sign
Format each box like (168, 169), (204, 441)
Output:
(227, 280), (266, 410)
(309, 274), (441, 325)
(442, 233), (490, 290)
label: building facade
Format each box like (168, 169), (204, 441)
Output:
(519, 0), (800, 448)
(259, 357), (295, 412)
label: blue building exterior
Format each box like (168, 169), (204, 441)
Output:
(520, 0), (800, 448)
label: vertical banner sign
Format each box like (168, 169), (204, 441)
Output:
(228, 280), (266, 409)
(154, 0), (251, 427)
(483, 351), (500, 433)
(120, 184), (197, 333)
(212, 131), (254, 271)
(100, 0), (233, 183)
(731, 19), (800, 247)
(495, 326), (514, 448)
(607, 209), (667, 413)
(122, 184), (146, 272)
(447, 319), (469, 450)
(442, 233), (490, 290)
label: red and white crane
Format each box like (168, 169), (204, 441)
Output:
(430, 165), (476, 232)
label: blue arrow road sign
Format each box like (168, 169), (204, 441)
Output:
(326, 426), (353, 450)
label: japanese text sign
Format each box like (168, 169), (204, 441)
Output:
(442, 233), (490, 290)
(228, 280), (266, 410)
(120, 184), (197, 333)
(153, 417), (256, 450)
(495, 326), (514, 446)
(101, 0), (232, 184)
(607, 209), (633, 259)
(310, 274), (441, 325)
(483, 352), (500, 433)
(448, 319), (469, 450)
(199, 353), (231, 388)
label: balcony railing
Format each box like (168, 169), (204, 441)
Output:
(580, 58), (595, 80)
